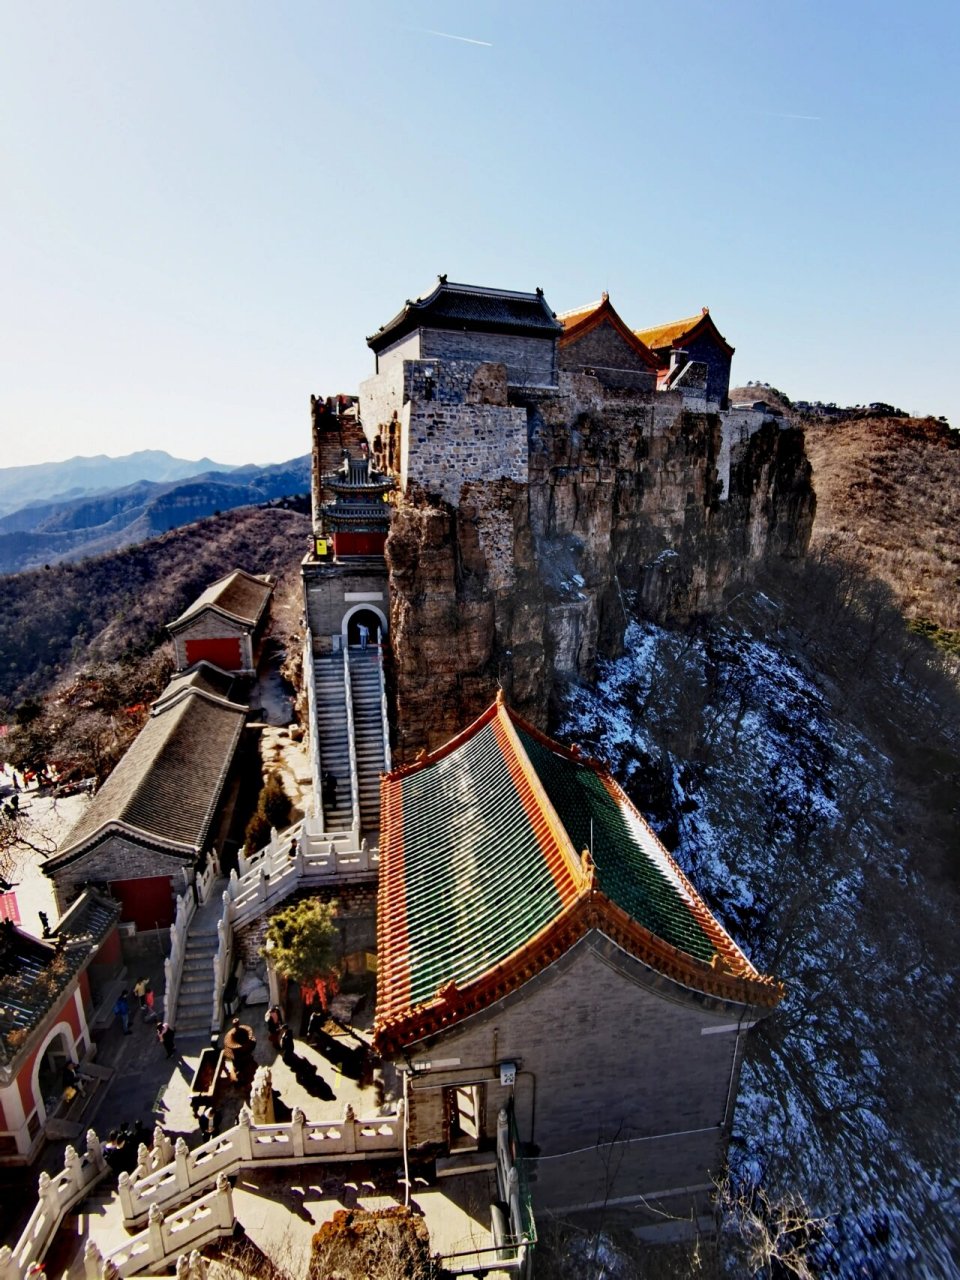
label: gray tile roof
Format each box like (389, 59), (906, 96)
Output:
(49, 688), (248, 863)
(153, 662), (240, 709)
(368, 278), (562, 352)
(168, 569), (273, 632)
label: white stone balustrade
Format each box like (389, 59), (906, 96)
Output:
(119, 1105), (402, 1227)
(207, 815), (379, 1032)
(0, 1130), (108, 1280)
(86, 1175), (234, 1278)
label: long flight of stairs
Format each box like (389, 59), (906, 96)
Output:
(175, 885), (225, 1036)
(348, 647), (387, 838)
(313, 650), (354, 830)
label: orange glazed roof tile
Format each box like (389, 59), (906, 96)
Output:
(374, 698), (781, 1054)
(634, 308), (735, 358)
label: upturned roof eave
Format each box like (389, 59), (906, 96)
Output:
(374, 883), (783, 1057)
(366, 278), (562, 352)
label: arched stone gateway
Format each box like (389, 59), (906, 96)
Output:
(32, 1022), (77, 1126)
(342, 604), (387, 647)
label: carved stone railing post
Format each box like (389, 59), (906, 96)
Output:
(0, 1245), (16, 1280)
(174, 1137), (191, 1194)
(83, 1238), (104, 1280)
(291, 1106), (306, 1158)
(63, 1144), (83, 1197)
(136, 1142), (152, 1181)
(236, 1107), (254, 1161)
(87, 1128), (106, 1174)
(117, 1170), (136, 1222)
(214, 1171), (234, 1231)
(341, 1103), (357, 1155)
(154, 1125), (173, 1167)
(147, 1203), (165, 1262)
(257, 866), (268, 903)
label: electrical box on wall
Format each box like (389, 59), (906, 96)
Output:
(499, 1061), (517, 1087)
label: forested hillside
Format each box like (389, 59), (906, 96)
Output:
(0, 505), (310, 717)
(557, 539), (960, 1273)
(803, 414), (960, 635)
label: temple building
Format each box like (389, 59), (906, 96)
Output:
(634, 308), (735, 408)
(375, 695), (782, 1235)
(557, 292), (660, 392)
(167, 569), (273, 675)
(0, 890), (121, 1163)
(43, 676), (250, 929)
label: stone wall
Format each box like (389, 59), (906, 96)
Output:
(402, 933), (756, 1224)
(234, 883), (377, 968)
(558, 319), (657, 392)
(684, 333), (732, 408)
(302, 560), (389, 647)
(419, 329), (557, 386)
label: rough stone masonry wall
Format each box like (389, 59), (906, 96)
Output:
(386, 371), (814, 759)
(396, 361), (528, 506)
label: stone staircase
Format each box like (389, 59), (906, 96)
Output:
(348, 647), (387, 837)
(174, 884), (225, 1037)
(313, 650), (354, 830)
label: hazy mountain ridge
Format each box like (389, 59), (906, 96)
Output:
(0, 456), (311, 575)
(0, 449), (233, 517)
(0, 504), (311, 715)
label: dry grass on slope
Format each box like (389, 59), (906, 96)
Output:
(803, 415), (960, 631)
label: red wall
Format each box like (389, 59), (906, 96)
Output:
(17, 986), (82, 1117)
(184, 637), (243, 670)
(334, 531), (387, 557)
(109, 875), (175, 929)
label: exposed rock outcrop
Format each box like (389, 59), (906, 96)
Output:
(386, 378), (814, 760)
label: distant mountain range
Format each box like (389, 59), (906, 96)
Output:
(0, 449), (234, 518)
(0, 454), (311, 575)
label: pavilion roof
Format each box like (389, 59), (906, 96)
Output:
(46, 687), (248, 866)
(634, 308), (735, 357)
(374, 697), (781, 1053)
(168, 569), (273, 633)
(557, 293), (661, 370)
(0, 890), (119, 1058)
(367, 277), (562, 353)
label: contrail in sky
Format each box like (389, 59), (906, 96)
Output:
(415, 27), (493, 47)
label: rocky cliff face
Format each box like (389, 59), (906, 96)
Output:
(386, 379), (814, 760)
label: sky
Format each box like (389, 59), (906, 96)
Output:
(1, 0), (957, 468)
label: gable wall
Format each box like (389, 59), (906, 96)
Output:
(173, 612), (253, 672)
(402, 935), (750, 1215)
(559, 320), (657, 391)
(50, 835), (189, 919)
(684, 333), (732, 407)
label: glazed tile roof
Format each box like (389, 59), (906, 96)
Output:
(47, 687), (248, 865)
(634, 308), (735, 357)
(557, 293), (662, 370)
(367, 277), (562, 352)
(375, 697), (781, 1053)
(168, 569), (273, 632)
(0, 890), (119, 1061)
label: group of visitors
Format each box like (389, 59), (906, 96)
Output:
(103, 1121), (150, 1176)
(264, 1004), (295, 1063)
(113, 980), (174, 1058)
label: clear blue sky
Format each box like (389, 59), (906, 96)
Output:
(2, 0), (957, 467)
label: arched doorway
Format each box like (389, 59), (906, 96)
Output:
(342, 605), (387, 649)
(33, 1023), (76, 1124)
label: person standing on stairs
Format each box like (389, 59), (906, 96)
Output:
(358, 622), (369, 650)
